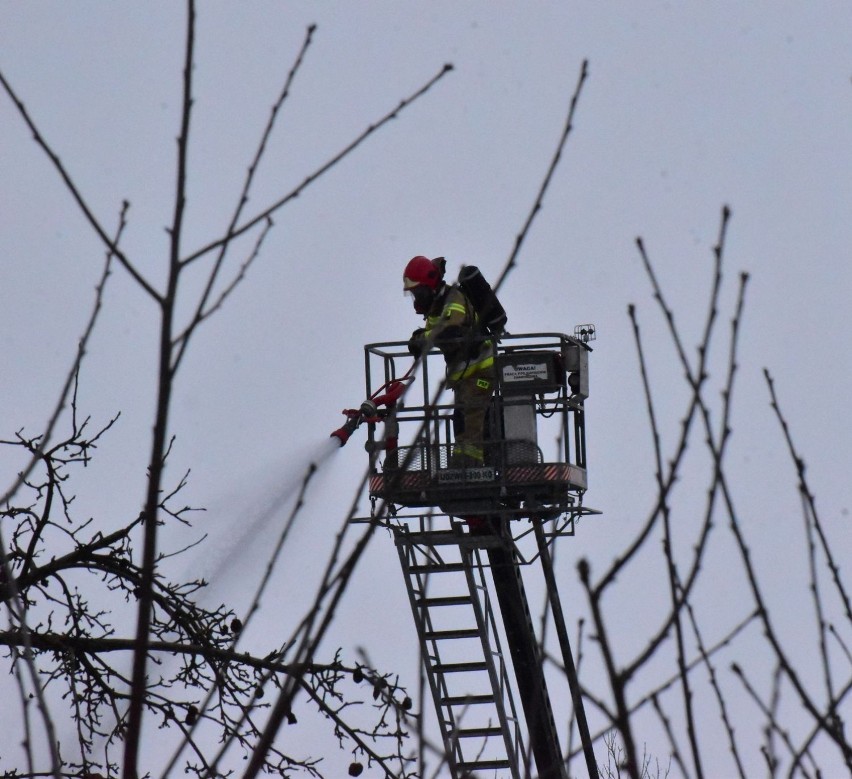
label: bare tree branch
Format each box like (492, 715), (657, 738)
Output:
(171, 23), (317, 372)
(180, 62), (454, 268)
(123, 2), (197, 773)
(493, 59), (589, 294)
(0, 73), (159, 302)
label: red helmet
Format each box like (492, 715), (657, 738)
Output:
(403, 256), (444, 292)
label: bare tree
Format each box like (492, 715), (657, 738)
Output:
(565, 209), (852, 777)
(1, 5), (450, 777)
(2, 4), (850, 779)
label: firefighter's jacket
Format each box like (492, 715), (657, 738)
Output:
(413, 286), (494, 385)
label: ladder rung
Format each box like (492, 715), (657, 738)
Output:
(400, 530), (463, 546)
(416, 595), (472, 607)
(409, 562), (466, 574)
(433, 661), (488, 673)
(458, 759), (512, 770)
(424, 628), (480, 640)
(454, 726), (504, 738)
(440, 694), (496, 706)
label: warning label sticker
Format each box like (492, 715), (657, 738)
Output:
(502, 362), (549, 383)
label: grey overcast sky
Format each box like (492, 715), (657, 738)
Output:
(2, 2), (851, 774)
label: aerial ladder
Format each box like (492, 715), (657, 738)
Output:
(334, 329), (599, 778)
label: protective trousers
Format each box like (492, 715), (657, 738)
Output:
(450, 370), (495, 467)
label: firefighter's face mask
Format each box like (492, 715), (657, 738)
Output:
(408, 285), (435, 315)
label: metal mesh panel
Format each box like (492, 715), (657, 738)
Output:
(501, 440), (542, 466)
(386, 441), (544, 472)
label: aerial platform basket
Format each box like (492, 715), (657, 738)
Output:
(362, 332), (592, 519)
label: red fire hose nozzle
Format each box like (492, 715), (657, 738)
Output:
(331, 375), (413, 448)
(360, 380), (407, 418)
(330, 413), (361, 447)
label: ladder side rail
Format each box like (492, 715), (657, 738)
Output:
(394, 532), (467, 776)
(398, 528), (526, 777)
(463, 545), (528, 779)
(471, 544), (529, 759)
(420, 538), (500, 775)
(400, 538), (457, 709)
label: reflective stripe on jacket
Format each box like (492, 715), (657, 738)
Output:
(424, 287), (494, 382)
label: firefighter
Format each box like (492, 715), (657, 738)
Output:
(403, 255), (496, 468)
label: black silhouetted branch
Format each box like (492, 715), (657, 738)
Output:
(579, 212), (738, 776)
(682, 595), (747, 778)
(5, 0), (852, 774)
(493, 59), (589, 294)
(721, 428), (852, 764)
(180, 62), (454, 268)
(161, 458), (319, 775)
(123, 2), (198, 772)
(575, 202), (852, 776)
(0, 74), (158, 302)
(171, 23), (317, 372)
(765, 368), (852, 626)
(0, 203), (122, 779)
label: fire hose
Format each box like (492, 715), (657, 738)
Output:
(329, 366), (415, 448)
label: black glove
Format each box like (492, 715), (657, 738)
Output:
(408, 328), (425, 357)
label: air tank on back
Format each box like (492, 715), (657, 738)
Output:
(458, 265), (508, 337)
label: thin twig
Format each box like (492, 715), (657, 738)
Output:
(682, 594), (747, 778)
(493, 59), (588, 294)
(764, 368), (852, 625)
(123, 3), (197, 774)
(0, 202), (122, 779)
(172, 24), (317, 371)
(0, 74), (159, 301)
(180, 62), (454, 267)
(731, 662), (816, 778)
(569, 608), (760, 759)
